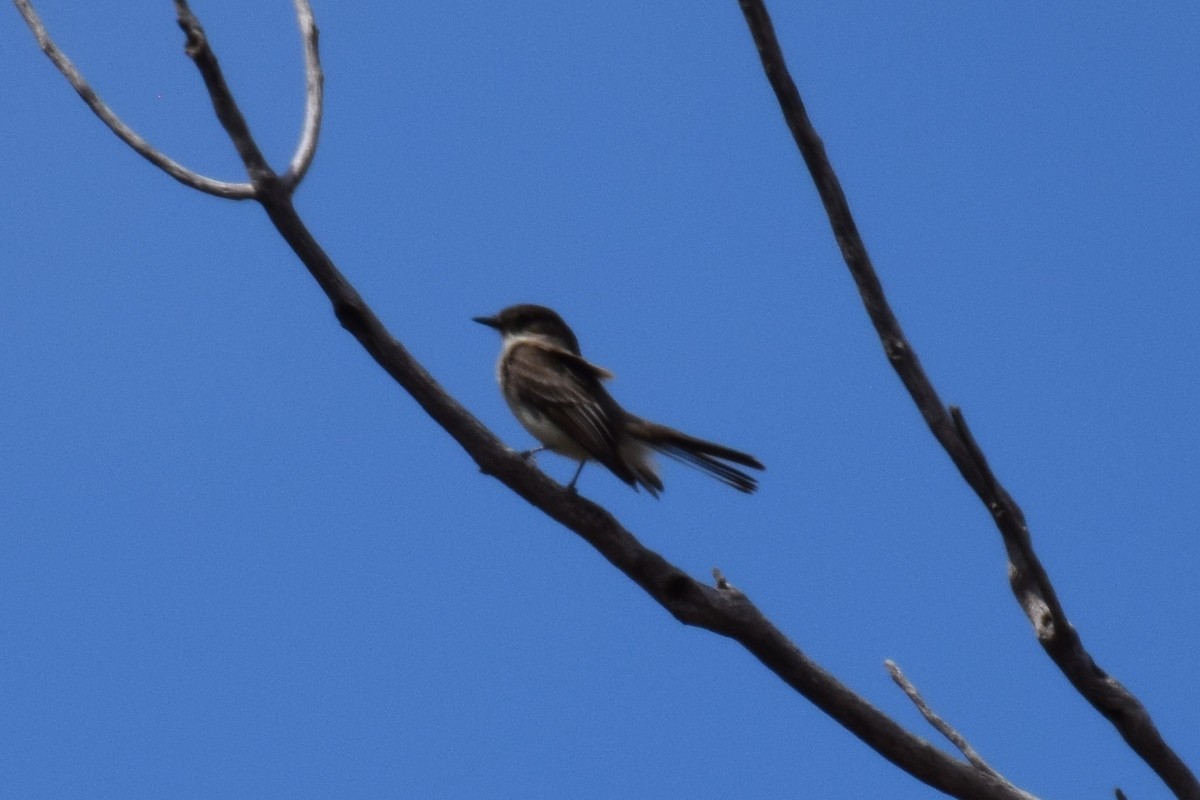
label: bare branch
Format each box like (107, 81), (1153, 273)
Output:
(735, 1), (1199, 798)
(887, 661), (990, 771)
(11, 0), (255, 199)
(255, 188), (1037, 800)
(281, 0), (323, 190)
(173, 0), (274, 188)
(885, 660), (1014, 789)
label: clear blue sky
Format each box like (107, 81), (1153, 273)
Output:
(3, 3), (1198, 798)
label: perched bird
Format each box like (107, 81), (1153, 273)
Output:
(474, 304), (764, 496)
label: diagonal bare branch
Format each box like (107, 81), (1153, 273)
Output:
(734, 1), (1199, 798)
(11, 0), (255, 199)
(254, 173), (1037, 800)
(252, 192), (1034, 800)
(281, 0), (323, 191)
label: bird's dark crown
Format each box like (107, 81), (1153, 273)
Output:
(474, 304), (582, 354)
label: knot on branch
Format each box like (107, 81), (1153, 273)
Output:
(1028, 599), (1056, 640)
(333, 297), (366, 333)
(882, 336), (907, 361)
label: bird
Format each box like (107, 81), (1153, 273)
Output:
(474, 303), (764, 497)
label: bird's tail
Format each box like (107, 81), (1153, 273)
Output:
(626, 419), (764, 494)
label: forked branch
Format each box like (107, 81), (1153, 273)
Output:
(12, 0), (324, 200)
(12, 0), (253, 199)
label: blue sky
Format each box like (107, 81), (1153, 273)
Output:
(3, 3), (1198, 798)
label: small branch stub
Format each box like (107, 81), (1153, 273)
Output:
(713, 568), (738, 593)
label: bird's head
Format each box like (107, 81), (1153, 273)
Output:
(473, 304), (582, 355)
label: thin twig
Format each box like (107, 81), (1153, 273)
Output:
(735, 2), (1199, 798)
(11, 0), (255, 199)
(886, 661), (1002, 781)
(281, 0), (323, 190)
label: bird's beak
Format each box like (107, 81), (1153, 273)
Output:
(473, 315), (501, 330)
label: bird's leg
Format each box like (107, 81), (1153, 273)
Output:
(566, 461), (586, 493)
(519, 445), (548, 461)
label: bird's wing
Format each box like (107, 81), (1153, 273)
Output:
(506, 342), (631, 478)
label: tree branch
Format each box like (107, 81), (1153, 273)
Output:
(886, 660), (1010, 786)
(243, 189), (1037, 800)
(734, 1), (1199, 798)
(11, 0), (254, 199)
(281, 0), (323, 191)
(173, 0), (273, 187)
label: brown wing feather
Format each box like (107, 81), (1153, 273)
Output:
(505, 343), (637, 486)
